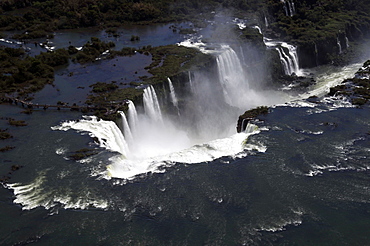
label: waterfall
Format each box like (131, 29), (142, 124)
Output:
(345, 36), (350, 48)
(119, 111), (134, 145)
(188, 71), (195, 93)
(167, 78), (179, 108)
(281, 0), (295, 16)
(127, 100), (138, 136)
(265, 40), (301, 76)
(275, 47), (291, 75)
(239, 45), (246, 65)
(314, 42), (319, 66)
(52, 116), (130, 157)
(275, 45), (299, 75)
(143, 85), (163, 123)
(337, 37), (342, 54)
(216, 45), (249, 107)
(253, 26), (262, 35)
(265, 16), (269, 28)
(244, 122), (257, 134)
(282, 43), (299, 74)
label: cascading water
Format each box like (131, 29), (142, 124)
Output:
(337, 37), (342, 54)
(216, 45), (250, 108)
(345, 36), (350, 48)
(252, 25), (301, 76)
(127, 100), (138, 136)
(188, 71), (195, 93)
(314, 42), (319, 66)
(143, 85), (163, 123)
(168, 77), (179, 108)
(265, 40), (301, 76)
(275, 48), (291, 74)
(281, 0), (295, 16)
(53, 116), (130, 157)
(265, 16), (269, 28)
(253, 26), (262, 35)
(119, 111), (134, 145)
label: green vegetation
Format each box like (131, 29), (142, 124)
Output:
(8, 118), (27, 126)
(268, 0), (370, 41)
(79, 44), (211, 120)
(69, 148), (98, 161)
(0, 0), (266, 37)
(239, 106), (269, 120)
(130, 35), (140, 41)
(1, 0), (369, 122)
(0, 37), (128, 99)
(86, 84), (144, 121)
(73, 37), (115, 63)
(266, 0), (370, 66)
(90, 81), (118, 93)
(0, 129), (12, 140)
(144, 44), (212, 84)
(0, 47), (56, 96)
(0, 146), (15, 152)
(0, 33), (209, 123)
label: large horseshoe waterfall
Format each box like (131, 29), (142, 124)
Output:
(56, 44), (283, 180)
(2, 1), (370, 244)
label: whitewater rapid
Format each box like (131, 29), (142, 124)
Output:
(53, 116), (264, 180)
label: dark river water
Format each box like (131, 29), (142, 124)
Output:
(1, 20), (370, 245)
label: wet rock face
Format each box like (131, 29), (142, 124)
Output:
(297, 36), (345, 68)
(237, 106), (269, 133)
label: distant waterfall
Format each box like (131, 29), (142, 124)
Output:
(345, 36), (350, 48)
(216, 45), (249, 107)
(167, 78), (179, 108)
(281, 0), (295, 16)
(253, 26), (262, 34)
(337, 37), (342, 54)
(119, 111), (134, 145)
(188, 71), (195, 93)
(127, 100), (138, 135)
(265, 40), (301, 76)
(143, 85), (163, 123)
(265, 16), (269, 28)
(314, 42), (319, 66)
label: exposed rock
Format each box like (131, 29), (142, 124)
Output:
(0, 129), (12, 140)
(237, 106), (269, 133)
(0, 146), (15, 152)
(328, 60), (370, 106)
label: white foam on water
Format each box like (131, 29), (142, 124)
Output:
(298, 63), (361, 99)
(58, 120), (263, 180)
(52, 116), (129, 157)
(178, 38), (215, 54)
(5, 174), (109, 211)
(305, 135), (369, 177)
(56, 147), (67, 155)
(256, 208), (304, 232)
